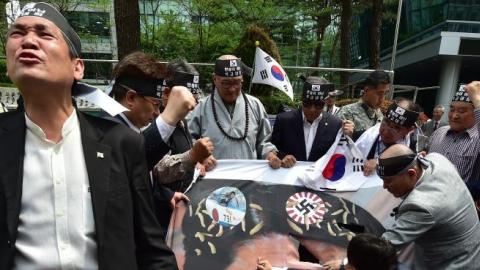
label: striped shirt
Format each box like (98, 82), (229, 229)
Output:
(428, 109), (480, 183)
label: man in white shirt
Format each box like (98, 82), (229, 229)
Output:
(0, 3), (177, 270)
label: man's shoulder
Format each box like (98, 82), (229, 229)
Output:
(0, 110), (24, 130)
(339, 101), (362, 111)
(430, 125), (450, 141)
(276, 109), (299, 121)
(244, 93), (264, 106)
(79, 112), (142, 142)
(0, 110), (21, 121)
(324, 112), (342, 125)
(197, 94), (212, 105)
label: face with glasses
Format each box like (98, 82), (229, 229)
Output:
(122, 86), (161, 128)
(379, 118), (414, 145)
(213, 74), (243, 104)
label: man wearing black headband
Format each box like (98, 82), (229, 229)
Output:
(428, 82), (480, 190)
(110, 51), (164, 132)
(378, 144), (480, 269)
(153, 59), (216, 186)
(148, 59), (217, 232)
(338, 70), (390, 140)
(271, 76), (342, 165)
(356, 98), (419, 176)
(188, 55), (282, 168)
(272, 76), (344, 262)
(0, 3), (177, 269)
(111, 53), (214, 235)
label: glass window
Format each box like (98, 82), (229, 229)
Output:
(66, 12), (110, 38)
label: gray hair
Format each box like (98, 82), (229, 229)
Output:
(167, 59), (198, 78)
(434, 105), (445, 112)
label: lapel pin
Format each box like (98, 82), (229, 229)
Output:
(325, 123), (328, 126)
(97, 152), (104, 158)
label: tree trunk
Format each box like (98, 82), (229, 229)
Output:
(114, 0), (140, 59)
(329, 30), (340, 81)
(340, 0), (352, 91)
(369, 0), (383, 69)
(312, 20), (327, 68)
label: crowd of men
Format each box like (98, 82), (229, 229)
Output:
(0, 3), (480, 270)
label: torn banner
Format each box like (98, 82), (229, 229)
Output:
(167, 160), (400, 270)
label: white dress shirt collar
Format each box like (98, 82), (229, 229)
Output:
(302, 112), (322, 160)
(119, 112), (141, 133)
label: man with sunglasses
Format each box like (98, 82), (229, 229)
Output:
(271, 76), (343, 166)
(356, 98), (420, 176)
(188, 55), (282, 168)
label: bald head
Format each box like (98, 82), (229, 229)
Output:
(379, 144), (420, 198)
(218, 54), (238, 60)
(380, 144), (414, 160)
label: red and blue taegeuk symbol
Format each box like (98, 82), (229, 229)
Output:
(271, 65), (284, 81)
(322, 153), (346, 181)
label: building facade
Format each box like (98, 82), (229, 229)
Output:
(351, 0), (480, 115)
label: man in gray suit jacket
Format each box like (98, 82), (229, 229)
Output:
(421, 105), (447, 137)
(378, 144), (480, 270)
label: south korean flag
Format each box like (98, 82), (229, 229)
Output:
(252, 47), (293, 100)
(300, 130), (377, 191)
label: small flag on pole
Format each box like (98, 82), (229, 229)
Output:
(251, 47), (293, 100)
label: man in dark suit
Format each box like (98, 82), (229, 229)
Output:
(271, 76), (344, 262)
(0, 3), (177, 269)
(421, 104), (447, 137)
(271, 76), (343, 165)
(110, 54), (215, 234)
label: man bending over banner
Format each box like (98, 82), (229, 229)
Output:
(379, 144), (480, 269)
(355, 98), (420, 176)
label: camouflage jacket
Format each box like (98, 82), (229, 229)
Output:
(338, 99), (383, 140)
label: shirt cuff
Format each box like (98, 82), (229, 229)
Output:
(156, 115), (176, 141)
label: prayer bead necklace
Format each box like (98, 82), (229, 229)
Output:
(211, 90), (249, 141)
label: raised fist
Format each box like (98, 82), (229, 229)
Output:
(189, 137), (214, 163)
(161, 86), (196, 125)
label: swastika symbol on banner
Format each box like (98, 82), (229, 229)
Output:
(286, 191), (326, 225)
(295, 199), (315, 215)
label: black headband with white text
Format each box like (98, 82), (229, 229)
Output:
(385, 102), (419, 128)
(215, 59), (243, 77)
(17, 2), (81, 57)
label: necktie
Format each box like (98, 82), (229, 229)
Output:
(434, 121), (438, 130)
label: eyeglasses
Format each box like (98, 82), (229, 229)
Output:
(219, 79), (243, 88)
(142, 95), (161, 108)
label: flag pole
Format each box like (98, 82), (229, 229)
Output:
(247, 41), (260, 94)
